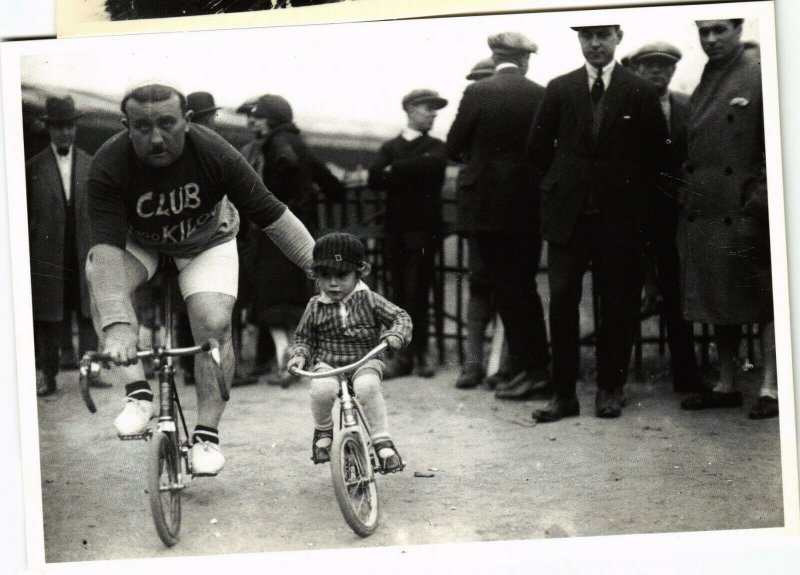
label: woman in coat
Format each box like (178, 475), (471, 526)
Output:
(250, 94), (345, 386)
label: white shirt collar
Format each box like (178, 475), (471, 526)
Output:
(401, 127), (425, 141)
(585, 60), (616, 88)
(318, 280), (370, 304)
(495, 62), (519, 72)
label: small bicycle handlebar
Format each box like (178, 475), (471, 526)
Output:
(288, 342), (388, 379)
(78, 338), (226, 413)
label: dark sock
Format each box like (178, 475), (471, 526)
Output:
(124, 381), (153, 402)
(193, 425), (219, 445)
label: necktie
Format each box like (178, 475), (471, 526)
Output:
(591, 67), (605, 104)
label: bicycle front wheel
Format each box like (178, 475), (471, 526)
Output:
(148, 431), (182, 547)
(330, 428), (379, 537)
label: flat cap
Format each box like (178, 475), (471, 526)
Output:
(466, 57), (496, 81)
(252, 94), (293, 125)
(628, 41), (682, 63)
(487, 31), (538, 55)
(236, 97), (258, 115)
(402, 89), (448, 111)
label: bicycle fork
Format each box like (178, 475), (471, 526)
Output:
(339, 378), (378, 473)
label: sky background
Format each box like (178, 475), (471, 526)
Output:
(21, 5), (761, 139)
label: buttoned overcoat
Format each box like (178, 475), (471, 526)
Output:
(677, 45), (771, 324)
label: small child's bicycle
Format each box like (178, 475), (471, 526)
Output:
(289, 341), (402, 537)
(78, 267), (228, 547)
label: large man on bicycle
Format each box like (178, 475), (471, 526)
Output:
(86, 83), (315, 475)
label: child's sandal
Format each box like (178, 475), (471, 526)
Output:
(311, 428), (333, 464)
(373, 440), (404, 474)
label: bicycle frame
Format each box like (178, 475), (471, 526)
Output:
(289, 342), (389, 536)
(77, 270), (228, 547)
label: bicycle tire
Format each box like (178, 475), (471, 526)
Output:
(148, 431), (182, 547)
(330, 427), (379, 537)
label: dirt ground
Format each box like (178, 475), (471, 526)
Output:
(36, 353), (783, 564)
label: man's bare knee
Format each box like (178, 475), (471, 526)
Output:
(187, 293), (235, 342)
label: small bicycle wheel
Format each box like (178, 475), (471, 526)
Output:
(148, 431), (182, 547)
(330, 428), (379, 537)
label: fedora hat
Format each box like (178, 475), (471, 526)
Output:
(187, 91), (221, 118)
(41, 95), (81, 123)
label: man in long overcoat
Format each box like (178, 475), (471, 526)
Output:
(677, 19), (776, 419)
(26, 95), (96, 396)
(447, 31), (551, 401)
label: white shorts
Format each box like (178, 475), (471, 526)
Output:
(126, 238), (239, 300)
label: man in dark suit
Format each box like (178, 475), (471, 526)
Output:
(369, 89), (449, 379)
(527, 25), (669, 421)
(447, 31), (550, 400)
(628, 42), (700, 394)
(26, 95), (98, 396)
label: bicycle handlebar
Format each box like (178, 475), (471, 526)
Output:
(288, 342), (388, 379)
(78, 338), (226, 413)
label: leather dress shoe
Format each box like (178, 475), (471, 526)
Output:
(495, 372), (550, 400)
(264, 372), (297, 388)
(681, 390), (742, 410)
(416, 357), (436, 378)
(532, 394), (580, 423)
(595, 389), (622, 418)
(456, 363), (484, 389)
(36, 370), (57, 397)
(491, 371), (517, 392)
(748, 396), (779, 420)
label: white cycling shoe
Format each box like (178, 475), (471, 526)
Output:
(114, 398), (154, 437)
(191, 441), (226, 476)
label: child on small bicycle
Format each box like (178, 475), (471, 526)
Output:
(286, 232), (412, 472)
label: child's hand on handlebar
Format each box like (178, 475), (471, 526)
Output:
(382, 335), (403, 350)
(287, 355), (306, 372)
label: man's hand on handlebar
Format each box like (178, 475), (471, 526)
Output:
(103, 323), (140, 366)
(382, 335), (403, 350)
(287, 355), (306, 372)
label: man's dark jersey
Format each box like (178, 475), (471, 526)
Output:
(88, 124), (287, 258)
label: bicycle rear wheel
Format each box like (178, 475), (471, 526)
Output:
(330, 428), (379, 536)
(148, 431), (182, 547)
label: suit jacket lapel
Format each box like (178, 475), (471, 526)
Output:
(597, 64), (629, 144)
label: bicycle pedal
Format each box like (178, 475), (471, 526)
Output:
(118, 430), (153, 441)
